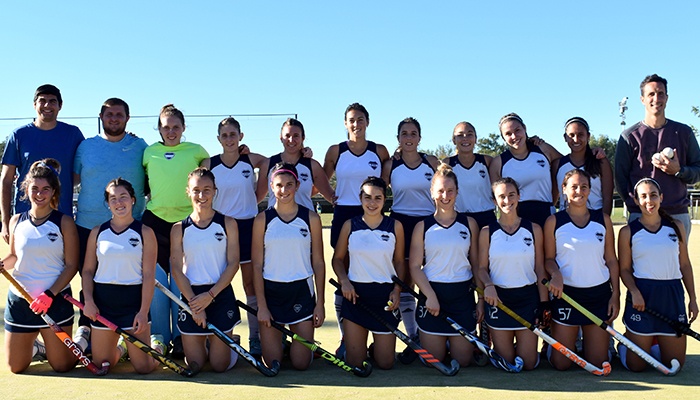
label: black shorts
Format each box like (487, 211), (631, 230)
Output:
(142, 209), (175, 273)
(417, 280), (476, 336)
(623, 278), (686, 336)
(461, 210), (496, 230)
(264, 278), (315, 325)
(390, 211), (429, 258)
(177, 284), (241, 335)
(340, 282), (401, 334)
(4, 288), (74, 333)
(552, 281), (612, 327)
(91, 283), (148, 330)
(76, 224), (92, 274)
(517, 201), (552, 228)
(331, 205), (364, 248)
(235, 217), (254, 264)
(485, 284), (538, 330)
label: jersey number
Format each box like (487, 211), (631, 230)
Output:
(489, 306), (498, 320)
(558, 308), (572, 321)
(417, 305), (429, 319)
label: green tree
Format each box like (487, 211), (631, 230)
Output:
(476, 132), (506, 156)
(691, 106), (699, 136)
(423, 143), (455, 159)
(589, 133), (616, 170)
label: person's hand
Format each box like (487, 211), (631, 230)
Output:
(302, 147), (314, 158)
(313, 303), (325, 328)
(630, 289), (645, 312)
(606, 295), (620, 324)
(257, 306), (272, 328)
(30, 290), (55, 314)
(340, 280), (358, 304)
(537, 301), (552, 327)
(1, 225), (9, 244)
(192, 309), (207, 328)
(483, 285), (500, 307)
(132, 310), (149, 334)
(688, 299), (698, 323)
(238, 144), (250, 155)
(547, 273), (564, 299)
(189, 292), (214, 314)
(592, 147), (606, 159)
(475, 299), (485, 323)
(529, 135), (545, 146)
(425, 295), (440, 317)
(388, 288), (401, 311)
(651, 149), (681, 176)
(83, 300), (99, 321)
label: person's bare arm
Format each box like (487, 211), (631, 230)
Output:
(1, 164), (17, 243)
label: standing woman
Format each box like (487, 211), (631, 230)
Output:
(618, 178), (697, 371)
(409, 164), (481, 366)
(381, 117), (438, 360)
(170, 168), (241, 373)
(545, 169), (620, 370)
(252, 163), (325, 370)
(444, 121), (496, 229)
(82, 178), (161, 373)
(323, 103), (390, 356)
(258, 118), (334, 210)
(553, 117), (613, 214)
(2, 159), (79, 373)
(142, 104), (209, 354)
(478, 177), (548, 370)
(201, 117), (267, 356)
(489, 113), (561, 228)
(333, 177), (405, 370)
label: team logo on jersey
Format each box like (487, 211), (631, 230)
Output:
(537, 159), (545, 168)
(300, 172), (309, 181)
(368, 161), (378, 170)
(242, 169), (252, 178)
(424, 172), (433, 181)
(164, 152), (175, 160)
(380, 233), (390, 242)
(669, 232), (678, 242)
(523, 237), (533, 246)
(215, 232), (225, 241)
(128, 237), (140, 247)
(299, 228), (309, 237)
(479, 169), (486, 178)
(227, 310), (235, 320)
(459, 230), (468, 239)
(47, 232), (59, 242)
(679, 313), (687, 323)
(293, 304), (302, 313)
(595, 231), (604, 242)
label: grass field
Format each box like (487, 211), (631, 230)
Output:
(0, 226), (699, 399)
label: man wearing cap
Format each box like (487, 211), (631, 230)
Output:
(1, 84), (84, 242)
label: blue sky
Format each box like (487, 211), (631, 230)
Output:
(1, 1), (698, 158)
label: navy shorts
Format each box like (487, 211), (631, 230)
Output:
(461, 210), (496, 230)
(623, 278), (686, 336)
(235, 217), (255, 264)
(552, 281), (612, 326)
(417, 280), (476, 336)
(4, 288), (74, 333)
(390, 212), (429, 257)
(264, 277), (315, 325)
(340, 282), (401, 334)
(486, 284), (538, 330)
(177, 284), (241, 335)
(91, 283), (148, 330)
(517, 201), (552, 228)
(331, 205), (364, 248)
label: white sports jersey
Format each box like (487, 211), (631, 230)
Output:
(422, 214), (473, 283)
(11, 211), (70, 298)
(347, 216), (397, 283)
(181, 212), (228, 285)
(262, 206), (313, 282)
(487, 219), (537, 288)
(334, 141), (382, 206)
(390, 154), (434, 216)
(211, 154), (258, 219)
(266, 154), (315, 211)
(629, 219), (682, 280)
(94, 221), (144, 285)
(554, 210), (610, 287)
(500, 146), (552, 202)
(555, 155), (603, 211)
(448, 154), (493, 213)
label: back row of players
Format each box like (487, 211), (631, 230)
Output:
(1, 75), (697, 375)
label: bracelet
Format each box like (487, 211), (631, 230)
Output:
(208, 290), (216, 302)
(477, 296), (484, 300)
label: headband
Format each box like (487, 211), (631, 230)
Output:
(271, 168), (298, 182)
(38, 162), (60, 177)
(564, 117), (590, 132)
(499, 113), (524, 128)
(633, 177), (661, 195)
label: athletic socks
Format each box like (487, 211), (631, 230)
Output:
(400, 293), (417, 338)
(228, 349), (239, 370)
(246, 295), (260, 340)
(73, 325), (91, 353)
(32, 339), (46, 361)
(334, 293), (344, 337)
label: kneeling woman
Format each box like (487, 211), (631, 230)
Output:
(83, 178), (159, 373)
(333, 177), (405, 370)
(479, 177), (548, 370)
(171, 168), (241, 373)
(252, 163), (326, 370)
(410, 164), (481, 366)
(618, 178), (697, 371)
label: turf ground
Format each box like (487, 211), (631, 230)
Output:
(0, 226), (698, 399)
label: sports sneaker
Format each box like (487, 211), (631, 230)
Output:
(171, 335), (184, 359)
(397, 335), (420, 364)
(32, 339), (47, 361)
(117, 336), (129, 362)
(73, 326), (91, 353)
(151, 334), (167, 355)
(249, 337), (262, 359)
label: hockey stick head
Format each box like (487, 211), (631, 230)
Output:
(667, 359), (681, 376)
(598, 361), (612, 376)
(94, 361), (110, 376)
(491, 355), (524, 373)
(352, 360), (373, 377)
(445, 359), (461, 376)
(261, 360), (282, 377)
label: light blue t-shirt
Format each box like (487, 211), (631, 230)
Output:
(74, 133), (148, 229)
(1, 121), (84, 216)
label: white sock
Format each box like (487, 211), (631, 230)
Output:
(618, 343), (629, 370)
(227, 349), (239, 371)
(335, 293), (344, 338)
(246, 296), (259, 340)
(400, 293), (417, 338)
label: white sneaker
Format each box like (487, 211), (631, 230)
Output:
(73, 326), (91, 353)
(117, 336), (129, 362)
(32, 339), (47, 361)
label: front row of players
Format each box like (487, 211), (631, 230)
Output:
(2, 158), (696, 375)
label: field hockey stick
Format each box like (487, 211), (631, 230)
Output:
(236, 300), (373, 377)
(391, 276), (523, 372)
(329, 278), (460, 376)
(473, 284), (611, 376)
(0, 269), (109, 375)
(62, 293), (195, 377)
(642, 305), (700, 342)
(543, 279), (680, 376)
(155, 281), (280, 376)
